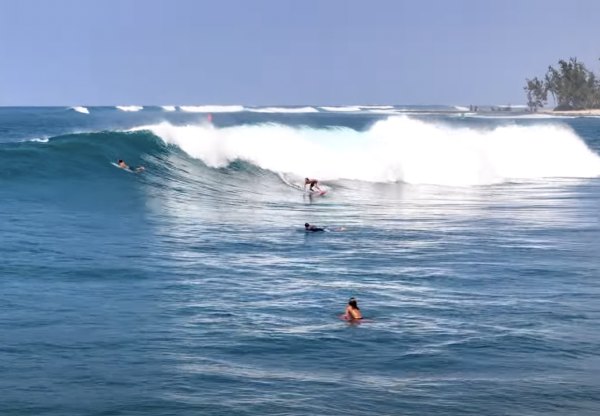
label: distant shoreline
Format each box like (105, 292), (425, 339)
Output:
(538, 108), (600, 116)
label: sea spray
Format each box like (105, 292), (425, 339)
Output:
(133, 116), (600, 186)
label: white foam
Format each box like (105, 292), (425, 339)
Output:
(131, 116), (600, 186)
(454, 106), (469, 112)
(179, 105), (244, 113)
(161, 106), (176, 112)
(319, 106), (362, 112)
(116, 105), (143, 112)
(364, 108), (403, 115)
(359, 105), (394, 110)
(469, 113), (574, 120)
(248, 106), (319, 113)
(71, 106), (89, 114)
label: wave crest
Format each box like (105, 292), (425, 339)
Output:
(132, 117), (600, 186)
(71, 106), (89, 114)
(248, 106), (318, 113)
(179, 105), (244, 113)
(116, 105), (143, 112)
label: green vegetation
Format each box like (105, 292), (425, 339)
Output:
(524, 58), (600, 111)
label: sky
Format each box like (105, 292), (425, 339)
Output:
(1, 0), (599, 106)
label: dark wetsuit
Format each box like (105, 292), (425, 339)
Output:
(305, 226), (325, 232)
(306, 179), (318, 191)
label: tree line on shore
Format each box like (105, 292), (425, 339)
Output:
(524, 57), (600, 111)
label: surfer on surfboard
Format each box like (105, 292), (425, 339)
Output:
(304, 178), (322, 192)
(117, 159), (145, 173)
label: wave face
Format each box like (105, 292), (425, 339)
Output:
(0, 130), (167, 182)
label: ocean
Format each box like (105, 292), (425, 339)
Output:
(1, 105), (599, 415)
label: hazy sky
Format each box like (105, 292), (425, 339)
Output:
(1, 0), (599, 106)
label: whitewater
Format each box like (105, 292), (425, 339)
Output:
(133, 116), (600, 186)
(1, 106), (600, 416)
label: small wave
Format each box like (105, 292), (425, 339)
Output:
(116, 105), (143, 112)
(454, 106), (469, 112)
(319, 106), (362, 112)
(364, 108), (402, 115)
(71, 106), (90, 114)
(179, 105), (244, 113)
(359, 105), (394, 110)
(30, 137), (49, 143)
(248, 106), (319, 113)
(161, 106), (176, 112)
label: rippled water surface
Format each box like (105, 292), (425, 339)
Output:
(1, 107), (600, 415)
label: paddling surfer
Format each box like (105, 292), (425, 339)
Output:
(305, 223), (325, 232)
(117, 159), (145, 173)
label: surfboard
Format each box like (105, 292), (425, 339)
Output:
(111, 162), (142, 173)
(308, 189), (327, 196)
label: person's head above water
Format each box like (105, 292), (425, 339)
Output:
(348, 297), (359, 309)
(305, 223), (310, 228)
(118, 159), (123, 164)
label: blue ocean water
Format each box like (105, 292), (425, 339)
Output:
(1, 105), (600, 415)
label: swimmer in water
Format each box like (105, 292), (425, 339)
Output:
(305, 223), (325, 232)
(117, 159), (145, 173)
(343, 297), (363, 320)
